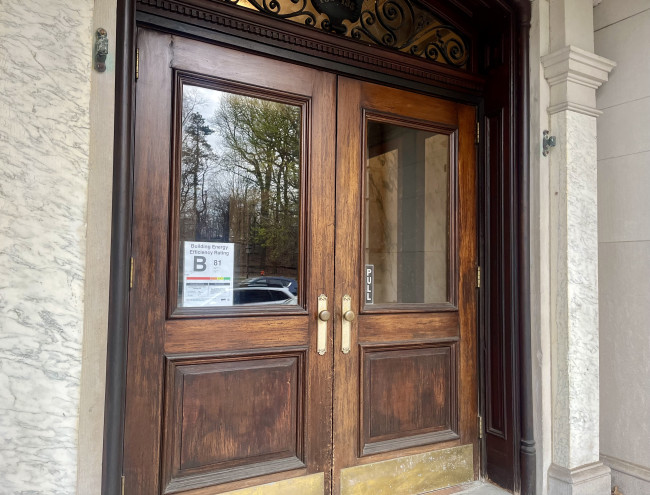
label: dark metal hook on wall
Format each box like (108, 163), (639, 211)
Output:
(95, 28), (109, 72)
(542, 130), (556, 156)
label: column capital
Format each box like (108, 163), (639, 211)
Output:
(542, 45), (616, 116)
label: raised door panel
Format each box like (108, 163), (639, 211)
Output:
(361, 343), (459, 456)
(162, 353), (306, 493)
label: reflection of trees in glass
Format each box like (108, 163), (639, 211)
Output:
(212, 95), (300, 272)
(181, 111), (215, 239)
(179, 87), (300, 274)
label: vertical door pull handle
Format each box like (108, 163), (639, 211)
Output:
(341, 295), (353, 354)
(317, 294), (329, 355)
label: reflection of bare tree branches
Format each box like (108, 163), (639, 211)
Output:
(211, 94), (300, 272)
(181, 87), (209, 128)
(178, 87), (301, 276)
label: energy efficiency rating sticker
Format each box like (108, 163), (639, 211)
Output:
(183, 242), (234, 306)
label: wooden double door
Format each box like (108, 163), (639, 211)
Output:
(124, 28), (478, 495)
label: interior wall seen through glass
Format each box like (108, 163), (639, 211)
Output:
(365, 120), (450, 305)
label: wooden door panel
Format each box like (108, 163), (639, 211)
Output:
(164, 318), (309, 353)
(358, 313), (459, 342)
(162, 352), (306, 492)
(360, 343), (459, 456)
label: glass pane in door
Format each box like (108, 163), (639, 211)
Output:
(177, 85), (301, 308)
(364, 120), (450, 305)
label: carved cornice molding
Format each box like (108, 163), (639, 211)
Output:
(136, 0), (484, 92)
(542, 45), (616, 116)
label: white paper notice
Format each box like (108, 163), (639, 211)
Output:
(183, 242), (235, 306)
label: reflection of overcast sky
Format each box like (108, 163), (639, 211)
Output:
(187, 85), (224, 150)
(183, 84), (231, 195)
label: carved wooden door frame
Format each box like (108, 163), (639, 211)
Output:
(102, 0), (534, 493)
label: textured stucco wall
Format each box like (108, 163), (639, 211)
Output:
(0, 1), (94, 492)
(595, 1), (650, 494)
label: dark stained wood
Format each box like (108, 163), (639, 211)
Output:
(358, 313), (459, 343)
(123, 31), (336, 495)
(110, 3), (533, 493)
(333, 78), (478, 493)
(135, 0), (485, 95)
(514, 0), (537, 491)
(457, 102), (479, 476)
(360, 344), (459, 455)
(101, 0), (134, 493)
(121, 28), (172, 495)
(162, 353), (306, 492)
(484, 110), (507, 440)
(165, 318), (309, 354)
(178, 358), (300, 469)
(479, 5), (518, 489)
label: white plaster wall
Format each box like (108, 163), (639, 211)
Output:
(0, 0), (94, 492)
(594, 1), (650, 493)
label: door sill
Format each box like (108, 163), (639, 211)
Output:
(427, 481), (511, 494)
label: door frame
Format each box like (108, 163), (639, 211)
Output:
(102, 0), (534, 493)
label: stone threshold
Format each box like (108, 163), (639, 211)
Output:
(426, 481), (512, 494)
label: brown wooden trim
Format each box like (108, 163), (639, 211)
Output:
(513, 1), (535, 493)
(102, 0), (135, 493)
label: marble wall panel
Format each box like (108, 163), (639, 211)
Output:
(0, 0), (94, 492)
(550, 110), (600, 469)
(424, 134), (448, 303)
(366, 150), (399, 303)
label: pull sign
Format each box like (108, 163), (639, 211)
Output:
(365, 264), (374, 304)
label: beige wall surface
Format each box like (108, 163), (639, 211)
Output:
(529, 2), (553, 493)
(595, 1), (650, 493)
(77, 0), (117, 492)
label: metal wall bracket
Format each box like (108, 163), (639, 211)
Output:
(95, 28), (109, 72)
(542, 130), (556, 156)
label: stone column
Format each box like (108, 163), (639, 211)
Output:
(542, 1), (615, 493)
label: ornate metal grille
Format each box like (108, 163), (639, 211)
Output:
(221, 0), (469, 67)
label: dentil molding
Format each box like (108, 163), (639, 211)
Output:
(542, 45), (616, 117)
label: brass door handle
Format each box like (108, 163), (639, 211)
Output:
(317, 295), (328, 355)
(341, 295), (353, 354)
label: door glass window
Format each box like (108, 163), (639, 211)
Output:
(364, 120), (450, 306)
(177, 85), (301, 308)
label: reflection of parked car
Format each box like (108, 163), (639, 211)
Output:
(239, 276), (298, 295)
(233, 287), (297, 306)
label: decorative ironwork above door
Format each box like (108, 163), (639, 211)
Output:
(222, 0), (469, 67)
